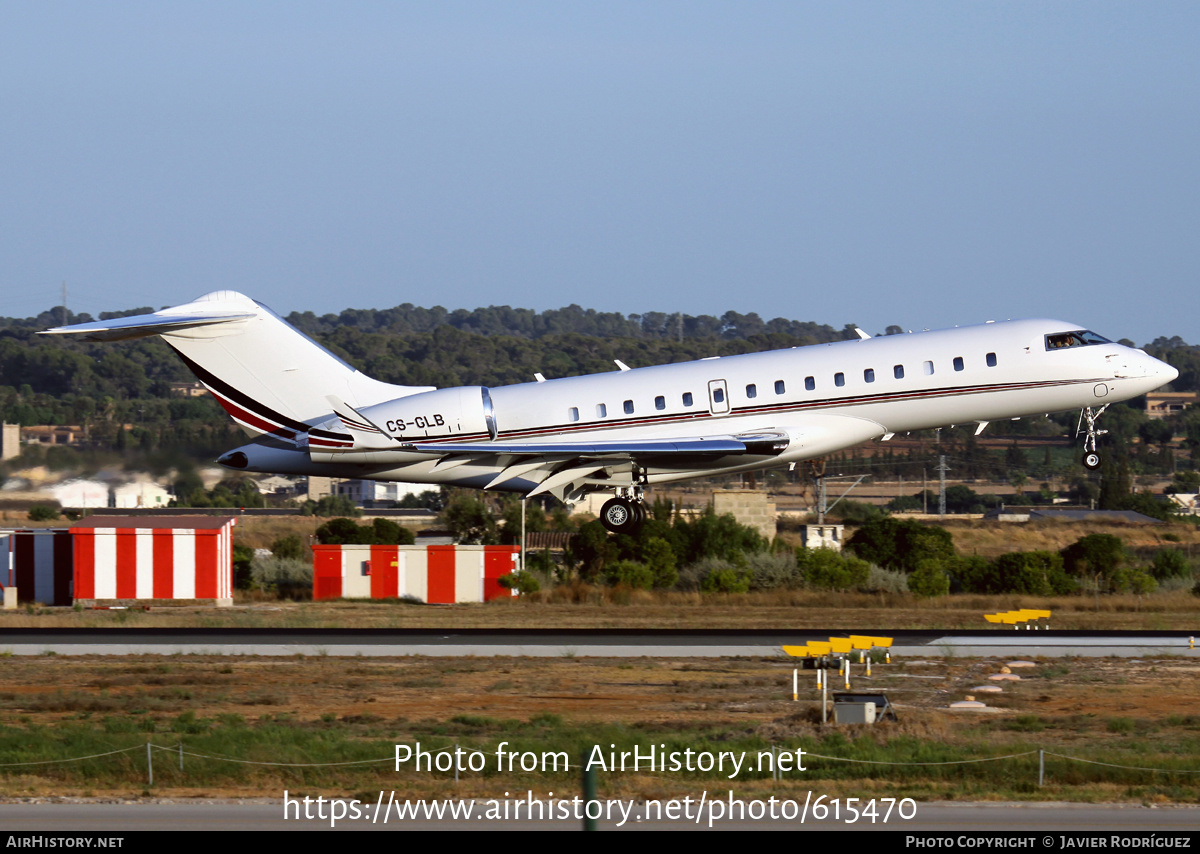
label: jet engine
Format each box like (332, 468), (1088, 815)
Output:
(306, 386), (497, 463)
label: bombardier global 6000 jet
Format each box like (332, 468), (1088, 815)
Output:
(45, 291), (1177, 534)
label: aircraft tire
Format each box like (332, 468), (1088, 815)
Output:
(1082, 452), (1102, 471)
(600, 497), (642, 535)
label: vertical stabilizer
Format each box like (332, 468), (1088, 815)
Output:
(42, 291), (433, 439)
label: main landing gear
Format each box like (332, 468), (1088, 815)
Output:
(600, 495), (648, 535)
(1077, 404), (1109, 471)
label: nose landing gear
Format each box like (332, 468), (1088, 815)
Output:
(1077, 405), (1109, 471)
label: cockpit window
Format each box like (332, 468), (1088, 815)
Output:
(1045, 330), (1112, 351)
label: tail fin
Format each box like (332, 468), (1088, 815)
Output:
(43, 291), (433, 439)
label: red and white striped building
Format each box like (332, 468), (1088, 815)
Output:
(71, 516), (236, 605)
(312, 544), (520, 603)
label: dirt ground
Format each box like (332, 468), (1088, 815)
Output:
(3, 652), (1191, 727)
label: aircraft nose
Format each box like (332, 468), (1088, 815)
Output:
(1139, 353), (1178, 388)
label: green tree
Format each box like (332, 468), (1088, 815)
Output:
(797, 547), (869, 591)
(232, 543), (255, 590)
(1004, 441), (1029, 471)
(1061, 534), (1130, 592)
(700, 566), (752, 593)
(315, 517), (372, 545)
(603, 560), (655, 589)
(1098, 453), (1132, 510)
(567, 520), (614, 581)
(270, 534), (307, 560)
(439, 491), (498, 544)
(673, 507), (767, 565)
(846, 518), (955, 574)
(1150, 548), (1190, 581)
(907, 559), (951, 597)
(986, 551), (1077, 595)
(639, 536), (678, 589)
(314, 495), (361, 517)
(497, 496), (546, 546)
(371, 517), (414, 545)
(497, 572), (540, 595)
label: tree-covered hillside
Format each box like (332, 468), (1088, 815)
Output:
(1, 300), (1197, 482)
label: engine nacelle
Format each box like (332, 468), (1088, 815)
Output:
(358, 385), (494, 441)
(306, 386), (497, 464)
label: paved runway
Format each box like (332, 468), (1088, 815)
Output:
(0, 628), (1196, 657)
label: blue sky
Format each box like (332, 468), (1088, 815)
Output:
(2, 2), (1197, 345)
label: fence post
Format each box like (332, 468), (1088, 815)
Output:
(147, 743), (153, 787)
(1038, 750), (1044, 788)
(581, 750), (597, 831)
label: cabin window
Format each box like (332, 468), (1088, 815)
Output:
(713, 387), (725, 404)
(894, 365), (904, 379)
(923, 360), (934, 376)
(683, 392), (694, 407)
(568, 407), (579, 422)
(597, 403), (607, 418)
(834, 372), (845, 388)
(986, 352), (997, 367)
(623, 399), (635, 415)
(775, 380), (785, 394)
(655, 395), (665, 410)
(953, 356), (964, 372)
(864, 368), (875, 383)
(805, 376), (815, 391)
(746, 383), (757, 399)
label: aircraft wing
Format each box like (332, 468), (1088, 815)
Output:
(394, 431), (792, 497)
(299, 429), (791, 498)
(398, 432), (790, 458)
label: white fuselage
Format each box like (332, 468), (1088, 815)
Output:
(252, 317), (1175, 494)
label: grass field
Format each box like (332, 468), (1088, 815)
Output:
(3, 583), (1200, 631)
(0, 652), (1196, 803)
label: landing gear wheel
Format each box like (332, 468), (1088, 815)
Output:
(1077, 405), (1110, 474)
(600, 497), (644, 535)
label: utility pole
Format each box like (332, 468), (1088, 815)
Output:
(808, 459), (827, 523)
(937, 455), (949, 517)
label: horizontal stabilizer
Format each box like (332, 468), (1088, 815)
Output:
(41, 310), (255, 342)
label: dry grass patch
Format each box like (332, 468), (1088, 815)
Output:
(0, 653), (1196, 802)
